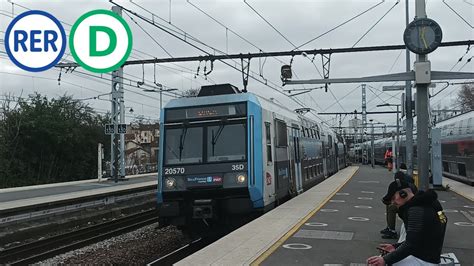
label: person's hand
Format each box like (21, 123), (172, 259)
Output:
(367, 255), (385, 266)
(379, 243), (395, 253)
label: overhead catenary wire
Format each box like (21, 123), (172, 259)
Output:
(185, 0), (322, 111)
(443, 0), (474, 28)
(0, 10), (185, 100)
(109, 1), (331, 125)
(243, 0), (297, 48)
(124, 12), (174, 58)
(0, 4), (205, 99)
(293, 0), (385, 50)
(352, 0), (400, 48)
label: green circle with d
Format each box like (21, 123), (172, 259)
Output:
(70, 9), (132, 73)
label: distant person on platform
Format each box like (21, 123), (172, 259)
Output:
(384, 147), (393, 171)
(367, 180), (447, 266)
(380, 172), (417, 239)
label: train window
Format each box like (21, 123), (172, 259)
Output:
(275, 120), (288, 147)
(265, 122), (272, 162)
(302, 127), (306, 137)
(207, 123), (246, 162)
(164, 127), (203, 165)
(468, 118), (473, 134)
(458, 163), (466, 177)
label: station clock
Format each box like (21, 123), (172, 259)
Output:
(403, 18), (443, 55)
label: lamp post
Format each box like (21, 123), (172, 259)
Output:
(377, 103), (401, 171)
(369, 119), (375, 168)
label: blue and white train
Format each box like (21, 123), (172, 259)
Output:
(157, 84), (347, 231)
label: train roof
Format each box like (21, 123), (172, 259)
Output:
(435, 110), (473, 127)
(164, 84), (341, 138)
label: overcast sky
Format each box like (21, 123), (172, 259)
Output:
(1, 0), (473, 131)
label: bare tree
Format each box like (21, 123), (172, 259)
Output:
(182, 88), (199, 97)
(456, 84), (474, 112)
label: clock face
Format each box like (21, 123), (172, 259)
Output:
(403, 18), (443, 55)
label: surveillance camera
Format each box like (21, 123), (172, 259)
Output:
(301, 52), (308, 57)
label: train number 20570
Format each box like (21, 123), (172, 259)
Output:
(164, 167), (185, 175)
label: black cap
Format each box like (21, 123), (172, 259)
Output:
(383, 179), (411, 202)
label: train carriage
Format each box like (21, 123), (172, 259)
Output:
(359, 111), (473, 185)
(157, 84), (346, 231)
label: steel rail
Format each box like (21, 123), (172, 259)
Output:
(0, 209), (159, 265)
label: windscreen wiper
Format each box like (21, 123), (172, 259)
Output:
(179, 126), (188, 160)
(211, 124), (225, 156)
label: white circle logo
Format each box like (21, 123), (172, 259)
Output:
(4, 10), (66, 72)
(69, 10), (132, 73)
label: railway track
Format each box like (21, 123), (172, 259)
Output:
(147, 228), (227, 266)
(0, 209), (159, 265)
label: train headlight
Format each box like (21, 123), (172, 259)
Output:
(236, 174), (246, 184)
(165, 177), (176, 189)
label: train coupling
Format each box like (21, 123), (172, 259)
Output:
(193, 199), (213, 219)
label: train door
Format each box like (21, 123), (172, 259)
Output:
(274, 119), (290, 201)
(262, 112), (275, 206)
(322, 141), (328, 178)
(287, 125), (298, 196)
(292, 125), (303, 194)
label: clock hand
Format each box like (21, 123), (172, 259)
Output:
(421, 26), (428, 49)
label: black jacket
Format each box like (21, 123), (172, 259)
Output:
(383, 190), (447, 264)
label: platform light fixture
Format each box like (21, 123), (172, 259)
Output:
(281, 65), (292, 81)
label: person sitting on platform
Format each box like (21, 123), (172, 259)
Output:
(367, 179), (447, 266)
(380, 171), (417, 239)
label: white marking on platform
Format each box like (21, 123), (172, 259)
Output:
(348, 217), (370, 221)
(439, 200), (446, 203)
(464, 205), (474, 209)
(460, 210), (474, 223)
(358, 181), (380, 183)
(336, 192), (349, 196)
(282, 243), (312, 250)
(294, 229), (353, 240)
(361, 191), (375, 194)
(320, 209), (338, 212)
(357, 197), (373, 200)
(330, 200), (345, 203)
(305, 222), (328, 227)
(441, 252), (460, 265)
(354, 205), (372, 209)
(453, 222), (474, 226)
(324, 264), (343, 266)
(443, 209), (458, 213)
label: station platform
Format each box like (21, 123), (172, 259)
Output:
(177, 165), (474, 265)
(0, 173), (157, 213)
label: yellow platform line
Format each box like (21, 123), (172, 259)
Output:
(251, 167), (359, 266)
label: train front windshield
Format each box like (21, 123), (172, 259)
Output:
(164, 122), (247, 165)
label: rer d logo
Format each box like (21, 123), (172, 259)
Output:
(4, 9), (132, 73)
(69, 10), (132, 73)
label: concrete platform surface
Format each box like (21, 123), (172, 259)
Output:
(0, 174), (157, 211)
(176, 166), (359, 266)
(177, 166), (474, 265)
